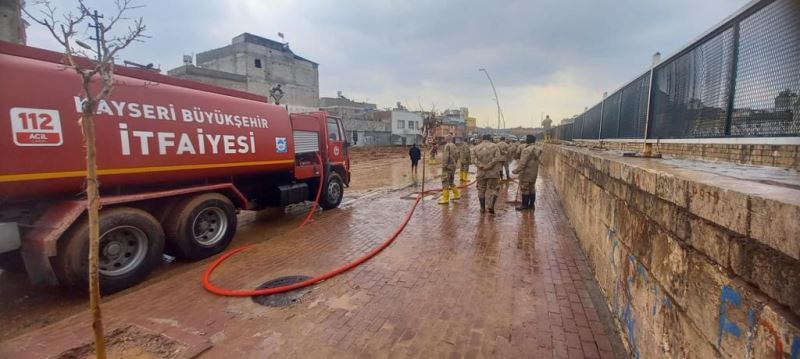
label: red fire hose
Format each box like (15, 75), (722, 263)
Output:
(202, 151), (475, 297)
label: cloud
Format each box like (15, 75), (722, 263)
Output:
(24, 0), (750, 127)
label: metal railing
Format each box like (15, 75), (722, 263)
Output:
(540, 0), (800, 142)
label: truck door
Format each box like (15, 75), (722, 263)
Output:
(326, 117), (350, 184)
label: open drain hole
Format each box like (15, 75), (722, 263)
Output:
(251, 275), (312, 307)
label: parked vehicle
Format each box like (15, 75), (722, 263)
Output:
(0, 41), (350, 293)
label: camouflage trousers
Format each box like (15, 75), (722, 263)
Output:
(441, 169), (456, 188)
(476, 178), (499, 200)
(519, 180), (536, 195)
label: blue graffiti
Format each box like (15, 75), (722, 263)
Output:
(622, 302), (641, 359)
(662, 297), (673, 310)
(746, 308), (757, 354)
(718, 285), (743, 347)
(651, 286), (660, 316)
(791, 336), (799, 359)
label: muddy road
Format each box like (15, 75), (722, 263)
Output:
(0, 146), (442, 342)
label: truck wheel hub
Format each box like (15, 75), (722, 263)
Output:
(98, 226), (148, 276)
(193, 207), (227, 246)
(105, 242), (122, 257)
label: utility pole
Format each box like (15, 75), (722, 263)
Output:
(87, 10), (104, 61)
(479, 68), (502, 134)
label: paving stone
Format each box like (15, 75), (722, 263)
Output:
(0, 174), (626, 359)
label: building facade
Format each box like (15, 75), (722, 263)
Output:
(0, 0), (25, 44)
(168, 33), (319, 108)
(320, 91), (378, 121)
(387, 111), (424, 145)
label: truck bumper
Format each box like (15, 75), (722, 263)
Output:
(0, 222), (21, 254)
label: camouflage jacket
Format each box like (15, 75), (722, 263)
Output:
(496, 141), (509, 163)
(441, 142), (459, 170)
(473, 140), (504, 179)
(512, 144), (541, 182)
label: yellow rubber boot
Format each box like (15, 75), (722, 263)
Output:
(459, 170), (466, 182)
(437, 188), (450, 204)
(451, 187), (461, 200)
(463, 170), (469, 182)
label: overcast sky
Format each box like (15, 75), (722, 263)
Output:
(25, 0), (750, 128)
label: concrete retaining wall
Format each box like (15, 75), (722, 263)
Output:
(541, 143), (800, 358)
(575, 140), (800, 170)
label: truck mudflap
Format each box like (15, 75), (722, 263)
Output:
(21, 200), (84, 285)
(19, 183), (248, 286)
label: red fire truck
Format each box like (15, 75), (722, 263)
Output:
(0, 41), (350, 293)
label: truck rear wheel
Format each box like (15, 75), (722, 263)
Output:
(320, 172), (344, 209)
(53, 207), (165, 294)
(164, 193), (237, 260)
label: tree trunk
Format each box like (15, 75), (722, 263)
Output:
(81, 111), (107, 359)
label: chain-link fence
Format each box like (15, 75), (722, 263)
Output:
(544, 0), (800, 141)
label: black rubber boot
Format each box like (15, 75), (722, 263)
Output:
(516, 195), (530, 211)
(530, 193), (535, 210)
(488, 196), (497, 215)
(479, 198), (486, 213)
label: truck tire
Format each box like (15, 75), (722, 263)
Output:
(0, 251), (26, 274)
(320, 172), (344, 209)
(53, 207), (165, 294)
(164, 193), (237, 260)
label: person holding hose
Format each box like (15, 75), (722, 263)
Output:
(458, 137), (471, 183)
(473, 134), (503, 214)
(513, 135), (541, 211)
(438, 135), (460, 204)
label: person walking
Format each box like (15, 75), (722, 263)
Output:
(458, 138), (471, 183)
(438, 136), (460, 204)
(409, 143), (421, 180)
(512, 135), (541, 211)
(473, 134), (503, 214)
(496, 136), (510, 180)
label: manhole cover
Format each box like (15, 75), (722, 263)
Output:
(252, 275), (312, 307)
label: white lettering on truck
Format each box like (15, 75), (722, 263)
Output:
(118, 123), (256, 156)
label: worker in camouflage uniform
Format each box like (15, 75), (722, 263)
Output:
(513, 139), (523, 160)
(438, 135), (460, 204)
(512, 135), (541, 211)
(473, 134), (504, 214)
(496, 136), (510, 180)
(505, 137), (517, 177)
(458, 138), (471, 183)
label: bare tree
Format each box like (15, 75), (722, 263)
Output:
(23, 1), (146, 357)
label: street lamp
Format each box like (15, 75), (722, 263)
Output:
(478, 68), (504, 134)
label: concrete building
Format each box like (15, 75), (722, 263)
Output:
(380, 110), (423, 145)
(342, 118), (392, 147)
(0, 0), (25, 44)
(168, 33), (319, 108)
(320, 91), (377, 121)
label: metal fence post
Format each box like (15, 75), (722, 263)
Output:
(615, 89), (624, 137)
(598, 92), (607, 139)
(642, 52), (661, 156)
(724, 22), (741, 136)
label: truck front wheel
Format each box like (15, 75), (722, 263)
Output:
(320, 172), (344, 209)
(164, 193), (237, 260)
(53, 207), (165, 294)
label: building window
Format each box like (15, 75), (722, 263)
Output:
(398, 120), (405, 129)
(408, 121), (415, 130)
(254, 59), (262, 68)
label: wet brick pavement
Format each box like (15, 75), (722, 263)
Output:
(0, 173), (625, 358)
